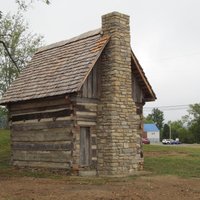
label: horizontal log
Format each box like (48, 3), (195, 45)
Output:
(9, 96), (69, 112)
(11, 117), (72, 124)
(13, 160), (70, 169)
(10, 104), (72, 115)
(71, 97), (99, 104)
(77, 121), (96, 126)
(76, 104), (97, 112)
(76, 111), (96, 116)
(11, 108), (73, 122)
(12, 128), (73, 142)
(12, 142), (73, 151)
(13, 150), (71, 163)
(76, 117), (97, 122)
(12, 120), (73, 131)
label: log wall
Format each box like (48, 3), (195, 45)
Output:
(9, 96), (74, 169)
(9, 95), (98, 172)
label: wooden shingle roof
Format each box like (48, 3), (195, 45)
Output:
(0, 29), (110, 104)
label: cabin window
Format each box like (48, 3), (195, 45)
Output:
(80, 127), (91, 166)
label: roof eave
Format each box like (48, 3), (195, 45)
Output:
(131, 50), (157, 101)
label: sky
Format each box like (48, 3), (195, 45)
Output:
(1, 0), (200, 122)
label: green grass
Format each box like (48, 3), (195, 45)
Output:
(144, 144), (200, 178)
(0, 129), (11, 169)
(0, 129), (200, 179)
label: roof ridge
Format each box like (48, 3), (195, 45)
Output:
(37, 28), (102, 53)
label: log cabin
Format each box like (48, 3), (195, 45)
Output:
(0, 12), (156, 176)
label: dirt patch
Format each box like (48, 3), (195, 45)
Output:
(0, 175), (199, 200)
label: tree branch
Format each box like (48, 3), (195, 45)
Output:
(0, 40), (20, 73)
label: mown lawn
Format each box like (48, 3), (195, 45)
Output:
(0, 129), (11, 169)
(144, 144), (200, 178)
(0, 129), (200, 178)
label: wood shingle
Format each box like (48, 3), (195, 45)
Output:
(0, 29), (109, 104)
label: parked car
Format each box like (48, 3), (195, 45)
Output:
(162, 139), (172, 144)
(170, 140), (181, 145)
(162, 139), (181, 145)
(142, 138), (150, 144)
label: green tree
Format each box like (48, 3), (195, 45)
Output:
(146, 108), (164, 130)
(15, 0), (50, 11)
(169, 120), (183, 139)
(0, 12), (43, 96)
(162, 124), (170, 139)
(167, 120), (192, 142)
(184, 103), (200, 143)
(143, 116), (154, 124)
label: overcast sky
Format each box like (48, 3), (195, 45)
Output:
(1, 0), (200, 122)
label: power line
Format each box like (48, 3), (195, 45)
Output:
(144, 104), (189, 109)
(143, 52), (200, 63)
(144, 104), (190, 111)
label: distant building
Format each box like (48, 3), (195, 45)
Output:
(143, 124), (160, 143)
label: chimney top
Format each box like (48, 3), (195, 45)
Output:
(102, 11), (129, 19)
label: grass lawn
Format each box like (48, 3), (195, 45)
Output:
(0, 129), (10, 169)
(0, 129), (200, 178)
(144, 144), (200, 178)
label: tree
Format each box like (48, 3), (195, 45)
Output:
(146, 108), (164, 130)
(15, 0), (50, 11)
(0, 12), (43, 96)
(143, 116), (154, 124)
(184, 103), (200, 143)
(162, 124), (170, 139)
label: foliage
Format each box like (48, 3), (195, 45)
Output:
(0, 107), (7, 117)
(183, 103), (200, 143)
(162, 124), (170, 139)
(144, 144), (200, 178)
(167, 120), (193, 143)
(0, 12), (43, 96)
(143, 116), (153, 124)
(145, 104), (200, 143)
(15, 0), (50, 11)
(145, 108), (164, 131)
(189, 119), (200, 143)
(169, 120), (182, 139)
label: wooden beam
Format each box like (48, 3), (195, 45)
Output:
(13, 161), (71, 169)
(10, 96), (68, 112)
(13, 150), (71, 163)
(12, 142), (73, 151)
(11, 108), (73, 122)
(12, 120), (73, 131)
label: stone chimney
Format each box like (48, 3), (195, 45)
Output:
(97, 12), (142, 175)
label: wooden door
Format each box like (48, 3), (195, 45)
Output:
(80, 127), (91, 166)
